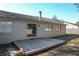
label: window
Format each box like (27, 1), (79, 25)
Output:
(45, 25), (51, 31)
(0, 22), (12, 33)
(55, 25), (61, 31)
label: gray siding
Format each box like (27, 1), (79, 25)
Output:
(0, 21), (26, 44)
(66, 23), (79, 34)
(37, 24), (66, 37)
(66, 29), (79, 34)
(26, 21), (66, 37)
(0, 19), (66, 44)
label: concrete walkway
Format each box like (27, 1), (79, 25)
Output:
(14, 38), (65, 55)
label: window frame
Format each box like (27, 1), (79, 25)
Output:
(0, 21), (13, 33)
(45, 25), (51, 31)
(55, 25), (61, 31)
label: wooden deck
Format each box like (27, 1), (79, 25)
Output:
(14, 38), (65, 55)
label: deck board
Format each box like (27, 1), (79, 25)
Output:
(14, 38), (65, 55)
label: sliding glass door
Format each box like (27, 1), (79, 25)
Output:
(27, 24), (37, 37)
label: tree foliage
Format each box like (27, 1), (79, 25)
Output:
(74, 3), (79, 11)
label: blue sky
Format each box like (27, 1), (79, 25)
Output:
(0, 3), (78, 23)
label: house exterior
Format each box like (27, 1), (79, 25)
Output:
(64, 21), (79, 34)
(0, 10), (66, 44)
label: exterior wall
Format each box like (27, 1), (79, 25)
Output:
(0, 21), (26, 44)
(66, 29), (79, 34)
(25, 20), (66, 37)
(37, 23), (66, 37)
(66, 23), (79, 34)
(0, 18), (66, 44)
(66, 23), (78, 29)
